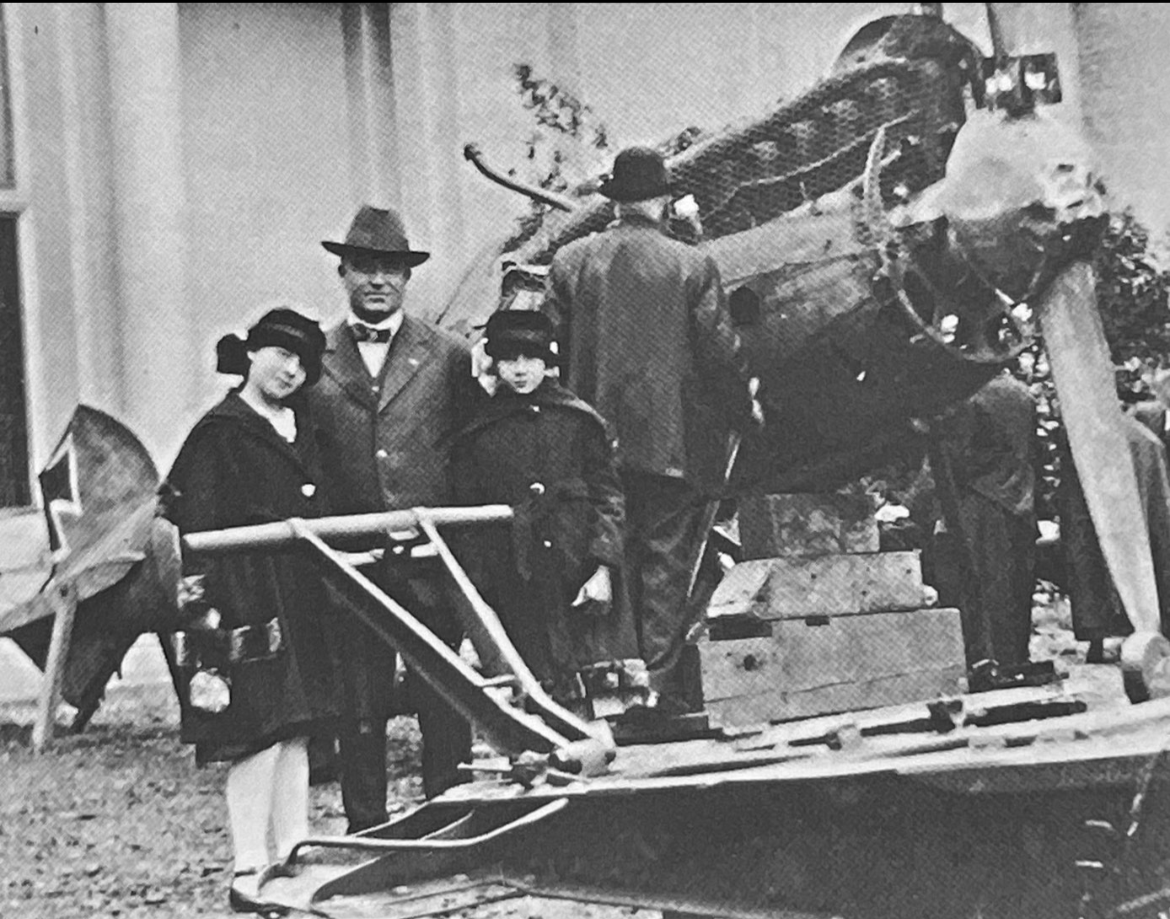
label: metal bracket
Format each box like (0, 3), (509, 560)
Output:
(183, 507), (615, 768)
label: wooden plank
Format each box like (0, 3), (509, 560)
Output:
(32, 583), (78, 753)
(699, 607), (966, 726)
(707, 552), (926, 619)
(706, 671), (969, 728)
(738, 493), (878, 559)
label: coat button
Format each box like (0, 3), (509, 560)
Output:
(301, 483), (317, 497)
(529, 482), (545, 496)
(375, 449), (389, 459)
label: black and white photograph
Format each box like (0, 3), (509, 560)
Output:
(4, 4), (1170, 917)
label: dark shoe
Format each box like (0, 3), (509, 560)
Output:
(229, 869), (290, 917)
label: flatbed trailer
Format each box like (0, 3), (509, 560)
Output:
(184, 511), (1170, 919)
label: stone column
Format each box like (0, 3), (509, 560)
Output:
(387, 2), (466, 319)
(343, 3), (401, 209)
(104, 3), (192, 466)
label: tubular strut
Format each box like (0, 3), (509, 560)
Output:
(463, 143), (578, 212)
(182, 507), (612, 766)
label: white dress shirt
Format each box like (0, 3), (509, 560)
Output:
(349, 311), (403, 378)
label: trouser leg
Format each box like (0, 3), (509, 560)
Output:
(405, 575), (472, 800)
(413, 675), (473, 799)
(995, 517), (1037, 666)
(623, 472), (709, 710)
(338, 719), (388, 834)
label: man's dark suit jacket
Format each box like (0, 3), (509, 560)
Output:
(308, 315), (474, 721)
(311, 316), (474, 516)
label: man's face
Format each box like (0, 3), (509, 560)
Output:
(340, 254), (410, 323)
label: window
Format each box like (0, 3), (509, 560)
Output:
(0, 8), (14, 188)
(0, 216), (28, 507)
(0, 7), (27, 506)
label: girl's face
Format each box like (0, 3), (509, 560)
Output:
(246, 346), (306, 402)
(496, 353), (547, 394)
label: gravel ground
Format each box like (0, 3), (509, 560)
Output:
(0, 591), (1111, 918)
(0, 683), (653, 919)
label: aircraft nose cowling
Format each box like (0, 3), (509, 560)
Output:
(897, 107), (1108, 303)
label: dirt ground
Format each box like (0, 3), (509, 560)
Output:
(0, 592), (1100, 919)
(0, 681), (651, 919)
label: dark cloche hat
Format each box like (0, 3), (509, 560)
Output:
(598, 145), (672, 202)
(484, 310), (557, 364)
(321, 204), (430, 266)
(216, 307), (327, 386)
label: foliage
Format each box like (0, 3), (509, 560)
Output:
(1018, 208), (1170, 518)
(1095, 208), (1170, 396)
(502, 65), (711, 254)
(502, 64), (611, 253)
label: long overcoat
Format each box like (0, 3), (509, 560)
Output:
(165, 393), (340, 764)
(1061, 411), (1170, 640)
(542, 213), (750, 491)
(448, 381), (637, 696)
(928, 374), (1038, 666)
(308, 316), (476, 720)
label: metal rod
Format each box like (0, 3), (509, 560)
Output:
(182, 505), (513, 554)
(287, 799), (568, 862)
(289, 520), (574, 757)
(415, 509), (602, 747)
(463, 143), (578, 212)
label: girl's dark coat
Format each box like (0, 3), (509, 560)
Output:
(448, 380), (638, 695)
(165, 393), (340, 764)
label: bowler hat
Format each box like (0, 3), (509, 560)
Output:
(321, 205), (430, 266)
(598, 146), (672, 202)
(484, 310), (557, 364)
(217, 307), (327, 386)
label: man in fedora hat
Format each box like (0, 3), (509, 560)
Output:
(310, 204), (477, 830)
(542, 147), (754, 715)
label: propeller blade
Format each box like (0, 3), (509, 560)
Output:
(1039, 261), (1161, 635)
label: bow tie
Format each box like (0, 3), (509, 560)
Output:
(351, 323), (393, 344)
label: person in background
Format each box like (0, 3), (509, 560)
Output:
(1060, 367), (1170, 661)
(1134, 362), (1170, 448)
(926, 370), (1039, 668)
(165, 306), (338, 916)
(448, 310), (641, 712)
(542, 146), (754, 715)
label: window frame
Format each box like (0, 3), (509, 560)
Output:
(0, 3), (34, 507)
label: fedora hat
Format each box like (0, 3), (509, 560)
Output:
(321, 205), (430, 266)
(599, 146), (672, 202)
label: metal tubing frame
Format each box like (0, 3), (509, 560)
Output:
(182, 505), (515, 554)
(462, 143), (578, 212)
(181, 506), (605, 760)
(412, 510), (604, 746)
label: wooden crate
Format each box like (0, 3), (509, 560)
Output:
(699, 607), (967, 727)
(707, 552), (927, 620)
(738, 493), (879, 559)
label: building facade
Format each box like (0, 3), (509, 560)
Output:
(0, 2), (1167, 506)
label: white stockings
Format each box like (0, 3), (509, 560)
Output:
(225, 736), (310, 873)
